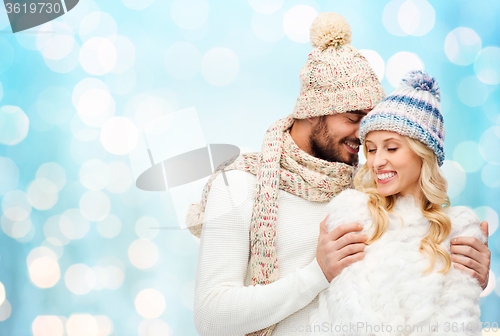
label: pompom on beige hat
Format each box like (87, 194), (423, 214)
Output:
(293, 12), (386, 119)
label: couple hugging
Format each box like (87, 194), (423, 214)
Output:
(189, 11), (491, 336)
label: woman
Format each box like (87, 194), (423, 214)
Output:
(312, 70), (485, 335)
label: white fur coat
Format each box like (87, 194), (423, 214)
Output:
(311, 189), (485, 336)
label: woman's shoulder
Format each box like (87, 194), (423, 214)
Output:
(325, 189), (371, 230)
(445, 206), (485, 243)
(328, 189), (369, 209)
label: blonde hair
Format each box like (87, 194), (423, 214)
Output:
(353, 136), (452, 274)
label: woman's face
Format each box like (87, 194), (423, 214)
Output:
(365, 131), (423, 200)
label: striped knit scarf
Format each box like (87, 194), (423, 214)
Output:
(187, 114), (354, 335)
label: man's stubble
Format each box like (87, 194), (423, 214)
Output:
(309, 117), (359, 166)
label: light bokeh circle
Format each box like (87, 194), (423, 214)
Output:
(128, 239), (159, 269)
(70, 114), (99, 142)
(481, 163), (500, 189)
(138, 318), (173, 336)
(106, 161), (133, 194)
(37, 22), (75, 61)
(79, 190), (111, 221)
(111, 35), (136, 73)
(397, 0), (435, 36)
(96, 214), (122, 238)
(135, 289), (166, 319)
(0, 157), (19, 195)
(444, 27), (482, 66)
(105, 266), (125, 290)
(44, 215), (72, 246)
(92, 266), (108, 291)
(473, 206), (498, 236)
(480, 270), (496, 298)
(1, 190), (31, 221)
(0, 106), (29, 145)
(201, 48), (240, 86)
(1, 215), (32, 239)
(100, 117), (139, 155)
(474, 47), (500, 85)
(32, 316), (64, 336)
(171, 0), (209, 30)
(80, 37), (118, 76)
(79, 159), (111, 191)
(65, 264), (96, 295)
(28, 251), (61, 289)
(441, 160), (466, 198)
(27, 178), (59, 210)
(105, 68), (137, 96)
(94, 315), (114, 335)
(66, 314), (99, 336)
(79, 11), (118, 43)
(385, 51), (424, 88)
(60, 209), (91, 240)
(479, 126), (500, 165)
(0, 282), (4, 306)
(72, 79), (116, 127)
(0, 300), (11, 321)
(44, 42), (81, 74)
(359, 49), (385, 81)
(283, 5), (318, 43)
(36, 162), (67, 192)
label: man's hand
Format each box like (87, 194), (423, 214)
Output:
(450, 221), (491, 290)
(316, 216), (367, 282)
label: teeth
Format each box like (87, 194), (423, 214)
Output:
(377, 172), (396, 180)
(346, 142), (359, 149)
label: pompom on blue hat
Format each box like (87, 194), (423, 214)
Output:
(358, 69), (445, 166)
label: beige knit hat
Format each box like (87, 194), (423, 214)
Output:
(293, 12), (386, 118)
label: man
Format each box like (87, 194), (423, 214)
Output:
(189, 12), (490, 336)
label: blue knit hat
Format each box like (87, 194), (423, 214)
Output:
(358, 70), (445, 166)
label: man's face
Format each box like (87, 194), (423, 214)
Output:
(308, 110), (369, 165)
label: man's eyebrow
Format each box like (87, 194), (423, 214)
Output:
(346, 111), (368, 116)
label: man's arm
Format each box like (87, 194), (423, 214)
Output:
(450, 221), (491, 290)
(193, 171), (330, 336)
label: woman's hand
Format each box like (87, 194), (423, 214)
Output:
(450, 221), (491, 290)
(316, 216), (368, 282)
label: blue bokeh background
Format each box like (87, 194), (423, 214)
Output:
(0, 0), (499, 335)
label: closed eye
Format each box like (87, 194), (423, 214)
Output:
(388, 148), (398, 152)
(367, 149), (376, 153)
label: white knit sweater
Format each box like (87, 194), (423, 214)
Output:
(312, 189), (485, 336)
(194, 170), (331, 336)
